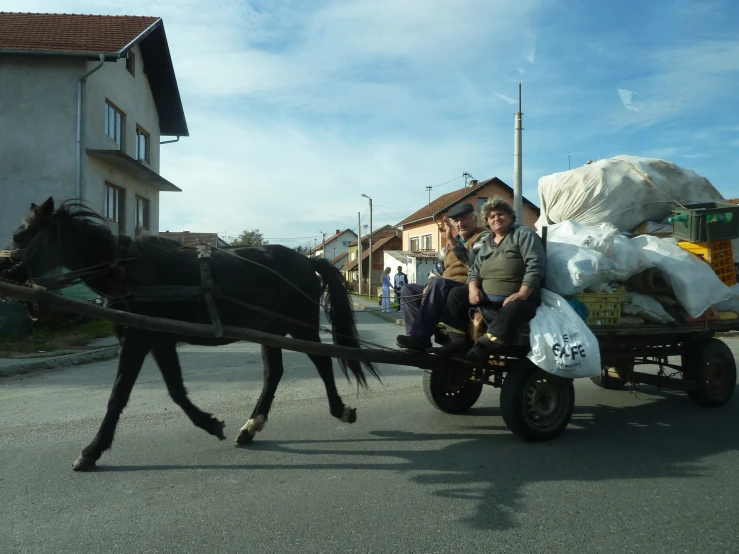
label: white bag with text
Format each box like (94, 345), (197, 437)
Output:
(527, 289), (602, 378)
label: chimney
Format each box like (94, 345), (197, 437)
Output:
(336, 229), (340, 234)
(470, 179), (478, 186)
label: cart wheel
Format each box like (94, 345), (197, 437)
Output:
(590, 364), (632, 391)
(501, 359), (574, 441)
(682, 338), (737, 407)
(423, 368), (483, 414)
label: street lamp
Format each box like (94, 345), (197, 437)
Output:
(361, 194), (373, 298)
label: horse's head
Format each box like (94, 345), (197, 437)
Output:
(2, 197), (60, 280)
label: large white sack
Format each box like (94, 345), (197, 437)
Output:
(714, 283), (739, 313)
(623, 292), (675, 324)
(630, 235), (733, 317)
(543, 222), (652, 296)
(536, 156), (724, 232)
(528, 289), (602, 378)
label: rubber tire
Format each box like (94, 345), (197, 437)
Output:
(682, 338), (737, 407)
(501, 359), (575, 441)
(590, 365), (631, 391)
(423, 368), (483, 414)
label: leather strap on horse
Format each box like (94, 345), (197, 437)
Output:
(197, 245), (224, 338)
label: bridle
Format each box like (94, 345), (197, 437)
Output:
(0, 249), (23, 261)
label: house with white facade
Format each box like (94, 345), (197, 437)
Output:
(0, 12), (188, 243)
(309, 229), (357, 260)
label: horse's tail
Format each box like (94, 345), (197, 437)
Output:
(310, 258), (381, 388)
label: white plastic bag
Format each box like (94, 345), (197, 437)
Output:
(536, 155), (724, 232)
(543, 222), (652, 296)
(630, 235), (733, 317)
(528, 289), (602, 378)
(623, 292), (675, 324)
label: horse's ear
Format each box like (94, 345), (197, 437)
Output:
(30, 203), (37, 210)
(37, 197), (54, 216)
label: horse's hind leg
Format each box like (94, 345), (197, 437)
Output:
(292, 328), (356, 424)
(72, 335), (149, 471)
(151, 342), (225, 440)
(308, 353), (357, 423)
(236, 345), (283, 445)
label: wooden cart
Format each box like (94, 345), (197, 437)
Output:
(422, 321), (738, 441)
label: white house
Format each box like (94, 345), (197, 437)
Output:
(310, 229), (358, 260)
(383, 250), (438, 286)
(0, 12), (188, 243)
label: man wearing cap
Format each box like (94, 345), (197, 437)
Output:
(396, 202), (489, 352)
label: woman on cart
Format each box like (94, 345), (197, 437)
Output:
(432, 198), (547, 361)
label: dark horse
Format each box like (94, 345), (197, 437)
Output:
(0, 197), (379, 471)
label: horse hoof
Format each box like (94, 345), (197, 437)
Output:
(340, 407), (357, 424)
(72, 455), (96, 472)
(235, 430), (255, 445)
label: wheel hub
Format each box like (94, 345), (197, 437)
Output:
(524, 378), (564, 428)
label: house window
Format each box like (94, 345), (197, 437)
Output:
(410, 237), (419, 251)
(135, 126), (150, 162)
(126, 51), (135, 76)
(421, 234), (433, 250)
(104, 182), (124, 222)
(105, 100), (125, 150)
(477, 197), (488, 213)
(342, 240), (351, 246)
(351, 252), (356, 261)
(135, 196), (150, 230)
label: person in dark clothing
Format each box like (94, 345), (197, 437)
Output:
(393, 266), (408, 312)
(432, 198), (546, 361)
(396, 203), (489, 352)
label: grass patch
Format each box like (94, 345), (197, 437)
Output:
(0, 319), (114, 356)
(348, 292), (399, 309)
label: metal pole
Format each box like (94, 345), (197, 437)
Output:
(513, 82), (523, 222)
(568, 152), (571, 170)
(426, 185), (432, 205)
(368, 198), (373, 298)
(357, 212), (363, 294)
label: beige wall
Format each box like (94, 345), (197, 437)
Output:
(83, 48), (163, 235)
(0, 54), (81, 242)
(401, 183), (540, 251)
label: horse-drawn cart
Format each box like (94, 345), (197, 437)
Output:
(2, 279), (736, 445)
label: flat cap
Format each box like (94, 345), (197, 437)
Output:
(447, 203), (475, 219)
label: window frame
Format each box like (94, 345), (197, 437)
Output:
(421, 234), (433, 250)
(135, 195), (150, 230)
(126, 51), (135, 77)
(410, 236), (419, 251)
(104, 100), (125, 150)
(104, 182), (124, 223)
(135, 125), (150, 163)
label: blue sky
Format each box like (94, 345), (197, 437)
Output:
(5, 0), (739, 249)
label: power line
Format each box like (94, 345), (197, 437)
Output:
(430, 175), (464, 189)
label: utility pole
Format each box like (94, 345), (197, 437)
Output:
(513, 82), (523, 222)
(463, 171), (471, 190)
(361, 194), (373, 298)
(320, 231), (326, 258)
(568, 152), (571, 170)
(357, 212), (363, 294)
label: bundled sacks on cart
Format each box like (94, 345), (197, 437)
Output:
(528, 156), (739, 379)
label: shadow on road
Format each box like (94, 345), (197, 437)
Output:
(98, 387), (739, 532)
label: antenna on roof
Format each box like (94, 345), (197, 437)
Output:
(463, 172), (471, 190)
(513, 82), (523, 221)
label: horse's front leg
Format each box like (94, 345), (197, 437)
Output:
(72, 335), (150, 471)
(309, 354), (357, 423)
(236, 345), (284, 445)
(151, 342), (225, 440)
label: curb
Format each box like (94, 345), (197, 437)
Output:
(0, 346), (119, 377)
(352, 301), (404, 326)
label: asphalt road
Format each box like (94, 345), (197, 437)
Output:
(1, 312), (738, 554)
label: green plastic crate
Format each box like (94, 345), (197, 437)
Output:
(671, 202), (739, 242)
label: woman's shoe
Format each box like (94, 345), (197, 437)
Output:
(429, 334), (469, 357)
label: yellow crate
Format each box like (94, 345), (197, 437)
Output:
(677, 240), (737, 286)
(571, 289), (626, 326)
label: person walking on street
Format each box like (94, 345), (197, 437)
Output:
(393, 265), (408, 312)
(381, 267), (392, 313)
(396, 203), (489, 352)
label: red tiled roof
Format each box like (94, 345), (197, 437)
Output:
(0, 12), (159, 54)
(395, 177), (540, 227)
(725, 198), (739, 205)
(343, 235), (402, 271)
(347, 225), (398, 247)
(330, 252), (348, 265)
(159, 232), (223, 248)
